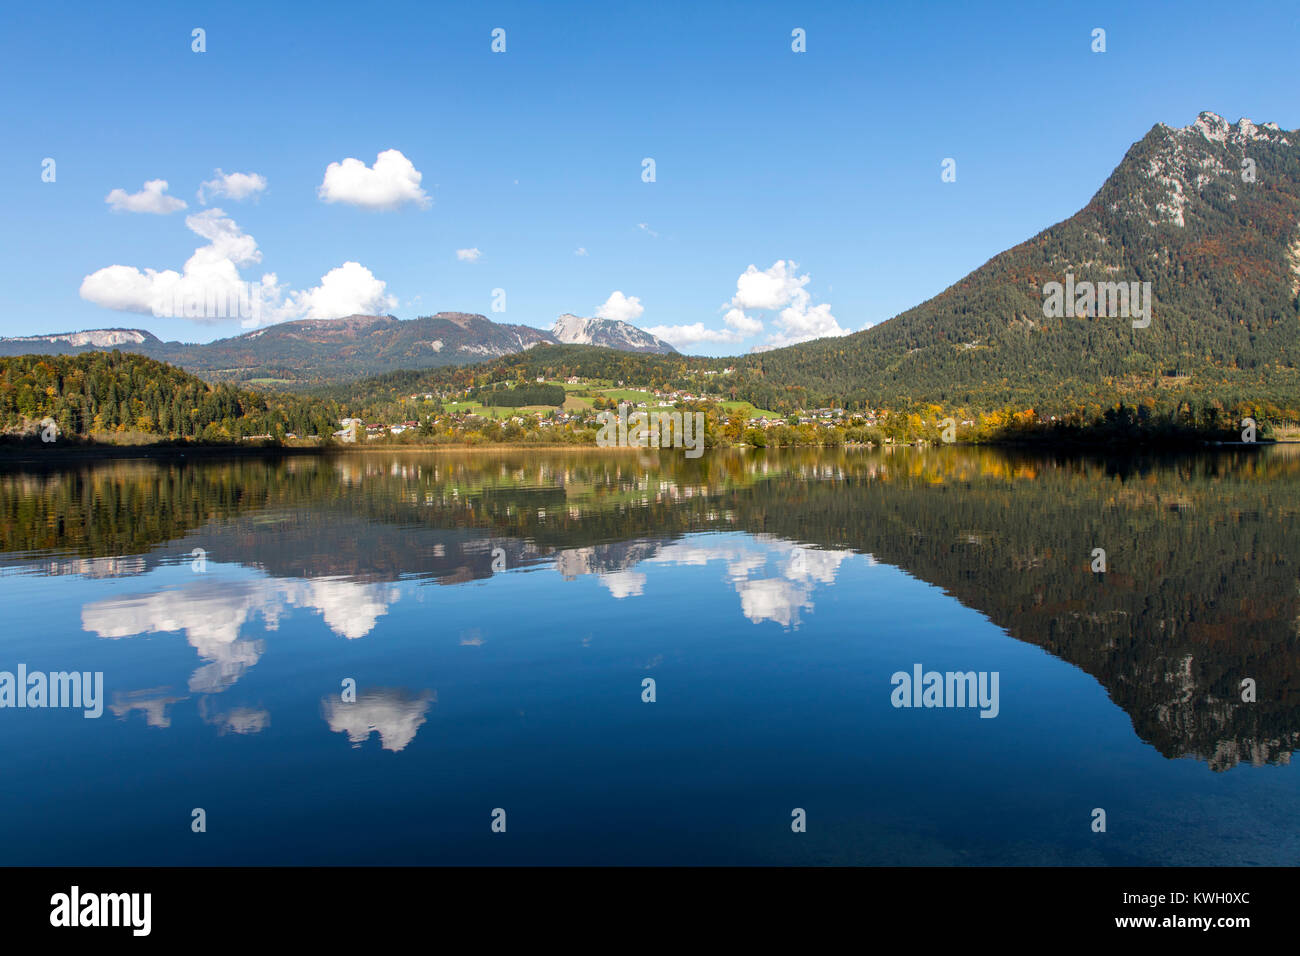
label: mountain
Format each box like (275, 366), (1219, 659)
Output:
(0, 313), (558, 386)
(550, 313), (678, 354)
(738, 111), (1300, 410)
(191, 313), (558, 382)
(0, 311), (681, 386)
(0, 328), (162, 350)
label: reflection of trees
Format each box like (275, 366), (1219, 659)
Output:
(737, 453), (1300, 771)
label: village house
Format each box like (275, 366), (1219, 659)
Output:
(333, 418), (364, 442)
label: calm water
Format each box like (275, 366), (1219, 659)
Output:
(1, 446), (1297, 865)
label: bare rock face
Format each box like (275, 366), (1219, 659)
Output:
(0, 328), (160, 349)
(551, 313), (678, 354)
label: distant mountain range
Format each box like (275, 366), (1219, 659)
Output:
(0, 312), (673, 385)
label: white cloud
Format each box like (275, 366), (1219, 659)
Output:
(79, 208), (277, 322)
(758, 301), (847, 350)
(637, 223), (659, 237)
(732, 260), (809, 311)
(729, 260), (848, 350)
(318, 148), (430, 210)
(595, 290), (644, 322)
(198, 169), (267, 204)
(278, 261), (397, 322)
(639, 260), (846, 350)
(574, 247), (588, 256)
(455, 247), (482, 262)
(79, 265), (174, 314)
(186, 207), (261, 265)
(105, 179), (187, 215)
(643, 322), (743, 348)
(722, 307), (764, 336)
(79, 209), (395, 327)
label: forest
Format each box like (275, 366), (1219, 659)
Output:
(0, 352), (341, 443)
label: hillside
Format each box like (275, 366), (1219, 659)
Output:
(0, 352), (340, 442)
(742, 112), (1300, 410)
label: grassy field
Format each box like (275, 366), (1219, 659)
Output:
(442, 400), (482, 415)
(443, 399), (564, 420)
(719, 400), (782, 419)
(593, 387), (657, 403)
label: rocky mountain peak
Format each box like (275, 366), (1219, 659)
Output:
(549, 314), (678, 354)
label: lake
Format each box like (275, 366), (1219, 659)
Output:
(0, 446), (1297, 865)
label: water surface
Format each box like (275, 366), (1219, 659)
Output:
(1, 446), (1297, 865)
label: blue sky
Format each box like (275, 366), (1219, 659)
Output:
(1, 0), (1297, 354)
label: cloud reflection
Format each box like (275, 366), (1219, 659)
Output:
(321, 688), (435, 752)
(82, 574), (401, 692)
(650, 539), (858, 626)
(109, 687), (189, 728)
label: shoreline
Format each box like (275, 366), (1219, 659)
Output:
(0, 441), (651, 466)
(0, 437), (1281, 467)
